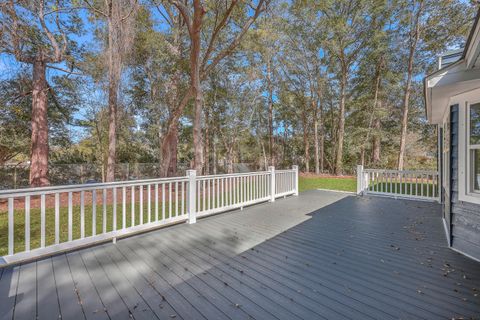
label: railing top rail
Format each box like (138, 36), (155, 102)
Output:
(197, 171), (270, 180)
(0, 176), (189, 198)
(363, 169), (438, 175)
(275, 169), (296, 173)
(0, 170), (280, 198)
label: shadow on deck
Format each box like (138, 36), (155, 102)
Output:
(0, 190), (479, 319)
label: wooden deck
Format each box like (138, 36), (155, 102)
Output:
(1, 190), (479, 320)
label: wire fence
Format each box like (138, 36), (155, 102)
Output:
(0, 162), (262, 190)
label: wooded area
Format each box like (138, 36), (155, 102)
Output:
(0, 0), (476, 187)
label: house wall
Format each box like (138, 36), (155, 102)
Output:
(450, 105), (480, 261)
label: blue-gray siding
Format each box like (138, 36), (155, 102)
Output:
(450, 105), (480, 260)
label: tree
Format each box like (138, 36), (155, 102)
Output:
(281, 2), (327, 172)
(1, 0), (80, 186)
(84, 0), (138, 181)
(160, 0), (270, 174)
(396, 0), (473, 170)
(318, 0), (381, 175)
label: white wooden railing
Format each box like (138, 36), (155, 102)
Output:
(0, 166), (298, 265)
(356, 165), (439, 202)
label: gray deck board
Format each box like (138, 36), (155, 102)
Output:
(13, 263), (36, 320)
(98, 245), (182, 320)
(0, 266), (19, 320)
(1, 190), (480, 319)
(158, 236), (305, 320)
(156, 241), (279, 320)
(88, 248), (159, 320)
(66, 252), (109, 320)
(187, 221), (399, 319)
(51, 254), (85, 320)
(121, 240), (230, 320)
(199, 219), (455, 318)
(129, 237), (252, 320)
(204, 215), (477, 309)
(36, 258), (61, 320)
(113, 243), (206, 320)
(79, 250), (133, 320)
(151, 221), (370, 319)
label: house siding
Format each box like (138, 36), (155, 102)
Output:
(450, 105), (480, 261)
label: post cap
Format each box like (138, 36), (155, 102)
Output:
(186, 169), (197, 176)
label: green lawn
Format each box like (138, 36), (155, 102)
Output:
(298, 176), (357, 193)
(367, 181), (437, 197)
(0, 200), (182, 257)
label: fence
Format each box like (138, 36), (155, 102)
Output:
(356, 165), (439, 202)
(0, 162), (263, 190)
(0, 166), (298, 265)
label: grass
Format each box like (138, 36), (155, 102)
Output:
(0, 200), (182, 257)
(367, 182), (437, 197)
(298, 176), (357, 193)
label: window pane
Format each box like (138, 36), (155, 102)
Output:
(471, 103), (480, 145)
(474, 149), (480, 192)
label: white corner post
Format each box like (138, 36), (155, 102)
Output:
(186, 170), (197, 224)
(356, 165), (364, 195)
(292, 165), (299, 196)
(269, 166), (275, 202)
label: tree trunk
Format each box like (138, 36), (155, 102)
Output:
(363, 56), (384, 167)
(267, 58), (274, 166)
(398, 3), (422, 171)
(319, 101), (324, 173)
(335, 69), (347, 175)
(302, 106), (310, 173)
(29, 58), (49, 187)
(226, 146), (234, 174)
(193, 89), (204, 173)
(261, 141), (267, 171)
(106, 77), (118, 182)
(313, 94), (320, 174)
(168, 126), (178, 176)
(397, 52), (414, 171)
(372, 116), (381, 164)
(160, 88), (194, 176)
(360, 147), (365, 167)
(106, 14), (117, 182)
(212, 135), (217, 174)
(191, 0), (205, 173)
(314, 119), (319, 174)
(283, 122), (288, 165)
(204, 109), (210, 175)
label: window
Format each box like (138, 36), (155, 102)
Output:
(469, 103), (480, 193)
(454, 89), (480, 204)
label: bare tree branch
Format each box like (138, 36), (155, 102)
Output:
(83, 0), (108, 17)
(168, 0), (192, 35)
(38, 0), (62, 62)
(202, 0), (269, 77)
(46, 64), (84, 75)
(201, 0), (238, 71)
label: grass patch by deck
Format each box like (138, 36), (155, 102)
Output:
(0, 200), (182, 257)
(299, 175), (356, 193)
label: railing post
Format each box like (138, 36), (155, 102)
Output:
(356, 165), (364, 195)
(186, 169), (197, 224)
(292, 165), (299, 196)
(269, 166), (275, 202)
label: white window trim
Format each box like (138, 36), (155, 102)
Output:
(450, 88), (480, 205)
